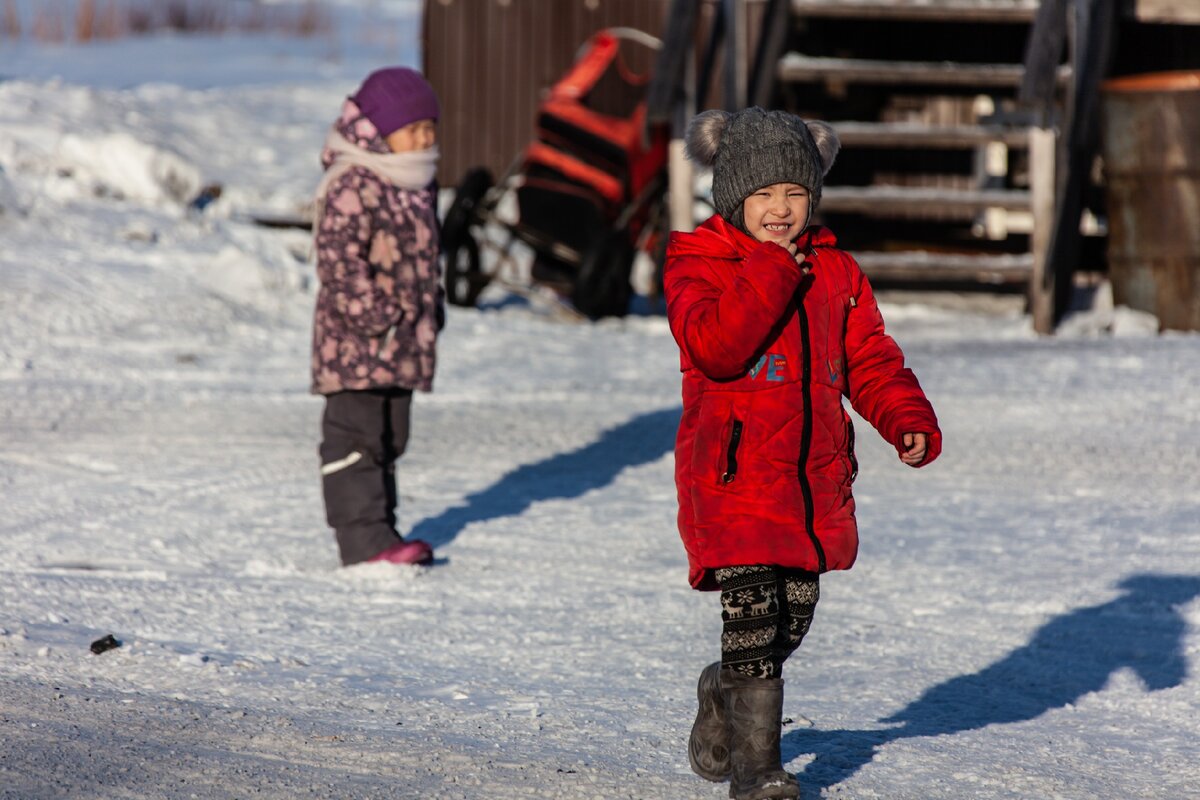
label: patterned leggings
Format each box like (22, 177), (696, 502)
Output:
(715, 565), (820, 679)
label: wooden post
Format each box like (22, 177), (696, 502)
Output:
(747, 0), (790, 109)
(670, 51), (697, 233)
(723, 0), (746, 110)
(1029, 126), (1057, 334)
(647, 0), (700, 232)
(1040, 0), (1118, 328)
(696, 0), (726, 108)
(669, 140), (695, 232)
(1019, 0), (1070, 126)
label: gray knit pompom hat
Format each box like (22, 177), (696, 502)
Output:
(685, 107), (840, 232)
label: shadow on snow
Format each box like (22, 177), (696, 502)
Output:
(409, 406), (680, 549)
(785, 573), (1200, 793)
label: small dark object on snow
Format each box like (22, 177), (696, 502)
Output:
(188, 183), (223, 212)
(90, 634), (121, 655)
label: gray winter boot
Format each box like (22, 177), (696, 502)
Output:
(688, 662), (730, 781)
(722, 670), (800, 800)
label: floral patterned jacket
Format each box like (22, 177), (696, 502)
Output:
(310, 99), (442, 395)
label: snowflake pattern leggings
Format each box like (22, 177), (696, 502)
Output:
(715, 565), (820, 679)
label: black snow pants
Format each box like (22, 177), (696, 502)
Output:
(319, 388), (412, 565)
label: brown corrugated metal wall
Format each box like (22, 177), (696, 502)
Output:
(423, 0), (762, 188)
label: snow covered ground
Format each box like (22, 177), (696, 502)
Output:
(2, 5), (1200, 798)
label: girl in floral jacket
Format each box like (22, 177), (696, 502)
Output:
(665, 108), (941, 799)
(311, 67), (444, 567)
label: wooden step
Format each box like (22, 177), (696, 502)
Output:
(821, 185), (1031, 217)
(831, 121), (1032, 149)
(779, 54), (1071, 88)
(852, 250), (1033, 285)
(790, 0), (1040, 23)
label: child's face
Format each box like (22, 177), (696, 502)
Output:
(386, 119), (438, 153)
(742, 182), (811, 245)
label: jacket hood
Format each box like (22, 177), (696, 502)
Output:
(321, 98), (390, 171)
(666, 213), (837, 261)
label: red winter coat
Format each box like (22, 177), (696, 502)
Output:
(665, 215), (941, 590)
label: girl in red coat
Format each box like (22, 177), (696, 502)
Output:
(665, 107), (942, 800)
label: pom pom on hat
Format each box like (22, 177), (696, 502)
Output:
(807, 120), (840, 175)
(684, 110), (732, 167)
(352, 67), (440, 138)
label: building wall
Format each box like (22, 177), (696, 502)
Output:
(423, 0), (763, 187)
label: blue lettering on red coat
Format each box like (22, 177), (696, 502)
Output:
(827, 357), (842, 383)
(748, 353), (788, 382)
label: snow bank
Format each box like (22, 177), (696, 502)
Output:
(57, 130), (203, 204)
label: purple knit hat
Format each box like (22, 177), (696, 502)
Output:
(351, 67), (440, 137)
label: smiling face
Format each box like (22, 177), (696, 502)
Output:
(385, 118), (438, 153)
(742, 182), (811, 245)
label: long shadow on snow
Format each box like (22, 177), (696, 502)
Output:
(784, 573), (1200, 794)
(410, 406), (680, 549)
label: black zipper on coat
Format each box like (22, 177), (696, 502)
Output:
(721, 419), (743, 484)
(796, 304), (827, 572)
(847, 417), (859, 483)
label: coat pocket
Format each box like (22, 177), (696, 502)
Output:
(690, 395), (743, 489)
(721, 418), (744, 484)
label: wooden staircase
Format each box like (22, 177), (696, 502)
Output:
(746, 0), (1068, 305)
(645, 0), (1151, 330)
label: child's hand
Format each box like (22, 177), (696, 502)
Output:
(781, 241), (810, 275)
(899, 432), (928, 466)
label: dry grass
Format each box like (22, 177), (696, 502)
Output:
(1, 0), (334, 42)
(3, 0), (21, 38)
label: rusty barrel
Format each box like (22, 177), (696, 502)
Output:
(1101, 71), (1200, 331)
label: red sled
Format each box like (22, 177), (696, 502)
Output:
(441, 28), (670, 319)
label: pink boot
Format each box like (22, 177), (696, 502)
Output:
(367, 539), (434, 565)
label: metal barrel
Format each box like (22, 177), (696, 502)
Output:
(1101, 71), (1200, 331)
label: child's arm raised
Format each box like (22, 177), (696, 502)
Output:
(665, 242), (806, 380)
